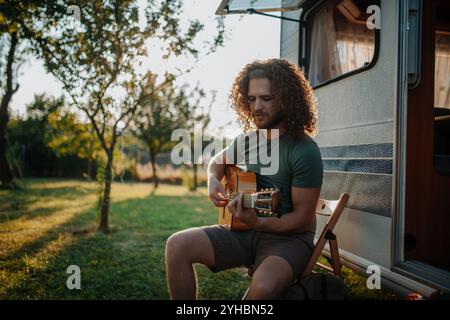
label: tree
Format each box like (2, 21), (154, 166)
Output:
(47, 107), (103, 180)
(6, 94), (92, 178)
(174, 84), (214, 191)
(35, 0), (224, 232)
(0, 1), (68, 188)
(134, 76), (178, 189)
(0, 31), (19, 187)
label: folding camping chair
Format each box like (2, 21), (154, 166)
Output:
(301, 193), (349, 278)
(242, 193), (349, 299)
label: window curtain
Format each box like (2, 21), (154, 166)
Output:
(309, 2), (342, 87)
(435, 33), (450, 110)
(335, 19), (375, 74)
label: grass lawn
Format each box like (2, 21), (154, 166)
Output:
(0, 179), (399, 300)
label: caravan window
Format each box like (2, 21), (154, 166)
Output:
(304, 0), (379, 87)
(434, 7), (450, 159)
(435, 32), (450, 112)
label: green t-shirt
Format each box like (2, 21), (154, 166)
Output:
(225, 131), (323, 215)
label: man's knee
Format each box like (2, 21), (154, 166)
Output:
(247, 256), (294, 299)
(165, 228), (214, 265)
(166, 231), (188, 254)
(249, 279), (281, 298)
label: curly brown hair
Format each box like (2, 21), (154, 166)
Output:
(229, 58), (318, 137)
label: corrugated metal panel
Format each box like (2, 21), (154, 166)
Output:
(321, 171), (392, 217)
(320, 143), (393, 158)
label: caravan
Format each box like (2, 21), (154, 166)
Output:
(216, 0), (450, 298)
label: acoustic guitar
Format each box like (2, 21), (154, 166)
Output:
(218, 165), (281, 231)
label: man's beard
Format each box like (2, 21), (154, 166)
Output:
(254, 112), (284, 129)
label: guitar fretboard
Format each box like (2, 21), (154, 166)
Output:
(242, 194), (256, 208)
(230, 193), (256, 208)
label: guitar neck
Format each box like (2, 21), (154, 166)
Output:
(230, 193), (255, 208)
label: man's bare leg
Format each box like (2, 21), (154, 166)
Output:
(165, 228), (215, 299)
(245, 256), (294, 300)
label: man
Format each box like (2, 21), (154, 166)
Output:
(165, 58), (323, 300)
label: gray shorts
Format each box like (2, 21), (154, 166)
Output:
(200, 225), (314, 279)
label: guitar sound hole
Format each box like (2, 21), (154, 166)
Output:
(321, 204), (325, 210)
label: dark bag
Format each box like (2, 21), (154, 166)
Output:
(282, 273), (346, 300)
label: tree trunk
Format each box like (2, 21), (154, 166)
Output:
(0, 32), (19, 188)
(133, 147), (139, 181)
(149, 147), (158, 189)
(98, 151), (113, 233)
(87, 158), (92, 180)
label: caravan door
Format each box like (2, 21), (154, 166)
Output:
(399, 0), (450, 293)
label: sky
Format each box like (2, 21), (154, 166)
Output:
(10, 0), (281, 139)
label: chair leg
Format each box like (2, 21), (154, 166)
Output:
(242, 287), (250, 300)
(329, 238), (342, 277)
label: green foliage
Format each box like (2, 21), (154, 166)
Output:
(315, 257), (400, 300)
(167, 85), (216, 191)
(181, 167), (195, 191)
(46, 110), (103, 163)
(174, 84), (211, 133)
(7, 116), (55, 176)
(5, 139), (24, 177)
(0, 1), (70, 89)
(134, 74), (178, 159)
(6, 94), (98, 178)
(133, 80), (214, 189)
(25, 94), (65, 120)
(113, 135), (144, 182)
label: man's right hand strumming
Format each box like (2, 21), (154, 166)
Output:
(208, 176), (228, 207)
